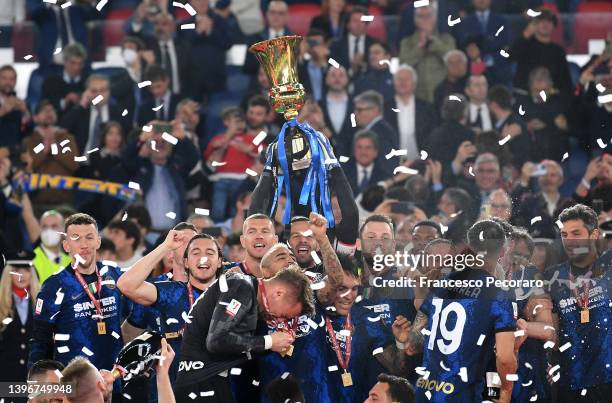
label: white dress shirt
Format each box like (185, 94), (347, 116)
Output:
(347, 33), (365, 64)
(469, 102), (492, 131)
(326, 94), (348, 134)
(268, 28), (284, 39)
(396, 95), (418, 160)
(159, 40), (180, 94)
(356, 163), (374, 187)
(87, 104), (109, 152)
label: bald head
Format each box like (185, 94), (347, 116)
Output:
(62, 357), (107, 403)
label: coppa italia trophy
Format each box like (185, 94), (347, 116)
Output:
(248, 36), (339, 226)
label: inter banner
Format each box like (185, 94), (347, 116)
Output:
(20, 174), (140, 201)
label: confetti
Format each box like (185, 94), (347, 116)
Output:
(184, 3), (197, 15)
(138, 80), (152, 88)
(562, 152), (569, 162)
(57, 346), (70, 353)
(306, 318), (319, 330)
(195, 208), (210, 216)
(506, 374), (519, 381)
(468, 166), (475, 176)
(101, 260), (117, 267)
(99, 266), (108, 276)
(181, 23), (196, 30)
(514, 330), (525, 337)
(523, 380), (533, 387)
(162, 132), (178, 145)
(54, 47), (62, 55)
(367, 315), (381, 322)
(61, 1), (72, 8)
(62, 146), (71, 154)
(123, 393), (132, 400)
(360, 15), (374, 22)
(121, 212), (128, 221)
(33, 143), (45, 154)
(414, 0), (429, 7)
(495, 25), (504, 37)
(530, 216), (542, 225)
(96, 0), (108, 12)
(499, 49), (510, 58)
(128, 181), (140, 190)
(219, 274), (228, 292)
(181, 311), (192, 324)
(339, 155), (349, 163)
(447, 15), (461, 26)
(328, 58), (340, 69)
(43, 0), (57, 3)
(526, 9), (541, 17)
(350, 113), (356, 127)
(165, 211), (176, 219)
(555, 220), (563, 229)
(55, 288), (64, 304)
(477, 334), (486, 345)
(439, 361), (450, 371)
(596, 83), (606, 93)
(598, 94), (612, 104)
(580, 389), (587, 396)
(54, 334), (70, 341)
(597, 138), (607, 149)
(245, 168), (258, 177)
(391, 107), (400, 113)
(92, 95), (104, 105)
(74, 254), (85, 266)
(372, 347), (384, 355)
(230, 368), (242, 375)
(498, 134), (511, 146)
(51, 144), (59, 155)
(539, 90), (547, 102)
(142, 125), (153, 132)
(253, 130), (267, 146)
(420, 150), (428, 160)
(252, 380), (260, 386)
(459, 367), (468, 382)
(548, 364), (560, 375)
(152, 104), (164, 112)
(281, 372), (289, 379)
(121, 109), (128, 116)
(425, 391), (432, 400)
(2, 317), (13, 325)
(189, 392), (197, 399)
(355, 295), (362, 303)
(448, 95), (462, 102)
(524, 362), (533, 370)
(559, 342), (571, 352)
(543, 341), (555, 349)
(24, 55), (33, 61)
(393, 166), (419, 175)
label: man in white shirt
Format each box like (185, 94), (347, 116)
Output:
(106, 219), (143, 269)
(265, 0), (289, 38)
(465, 74), (493, 133)
(321, 66), (354, 156)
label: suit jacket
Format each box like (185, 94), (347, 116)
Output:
(384, 97), (439, 155)
(513, 193), (574, 239)
(110, 68), (151, 126)
(369, 118), (398, 173)
(137, 93), (182, 127)
(243, 27), (293, 76)
(433, 76), (467, 113)
(144, 37), (190, 96)
(344, 160), (391, 196)
(59, 103), (131, 152)
(41, 72), (89, 115)
(425, 120), (474, 167)
(298, 61), (326, 102)
(319, 94), (354, 157)
(329, 34), (374, 73)
(309, 13), (347, 40)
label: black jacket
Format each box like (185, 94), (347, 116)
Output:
(384, 97), (439, 155)
(0, 300), (33, 382)
(59, 104), (132, 151)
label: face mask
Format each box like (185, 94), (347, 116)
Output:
(122, 48), (138, 65)
(41, 229), (61, 247)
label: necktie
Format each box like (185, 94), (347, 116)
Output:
(58, 9), (69, 46)
(90, 109), (103, 150)
(359, 167), (369, 192)
(353, 36), (360, 59)
(156, 98), (162, 119)
(161, 43), (175, 92)
(473, 105), (483, 129)
(478, 12), (487, 33)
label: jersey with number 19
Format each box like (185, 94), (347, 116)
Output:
(415, 269), (516, 403)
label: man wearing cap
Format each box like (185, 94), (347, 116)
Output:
(33, 210), (71, 284)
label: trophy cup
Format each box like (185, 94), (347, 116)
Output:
(249, 36), (338, 225)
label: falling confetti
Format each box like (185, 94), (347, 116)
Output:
(138, 80), (152, 88)
(393, 166), (419, 175)
(33, 143), (45, 154)
(328, 58), (340, 69)
(439, 361), (450, 371)
(121, 109), (128, 116)
(468, 166), (475, 176)
(43, 0), (57, 3)
(61, 1), (72, 8)
(123, 393), (132, 400)
(181, 23), (196, 30)
(2, 317), (13, 325)
(195, 208), (210, 216)
(87, 147), (99, 155)
(328, 365), (338, 372)
(339, 156), (350, 163)
(526, 9), (542, 17)
(596, 83), (606, 93)
(360, 15), (374, 22)
(559, 342), (571, 352)
(54, 334), (70, 341)
(530, 216), (542, 225)
(367, 315), (381, 322)
(420, 150), (428, 160)
(142, 125), (153, 132)
(74, 155), (88, 162)
(519, 104), (525, 115)
(447, 15), (461, 26)
(152, 104), (164, 112)
(477, 334), (486, 346)
(562, 152), (569, 162)
(597, 94), (612, 104)
(350, 113), (356, 127)
(449, 95), (462, 102)
(51, 144), (59, 155)
(219, 274), (228, 292)
(162, 132), (178, 145)
(55, 288), (64, 304)
(459, 367), (468, 382)
(128, 181), (140, 190)
(498, 135), (511, 146)
(96, 0), (108, 12)
(230, 368), (242, 375)
(392, 107), (400, 113)
(555, 220), (564, 229)
(372, 347), (384, 355)
(506, 374), (519, 381)
(495, 25), (504, 37)
(596, 138), (607, 149)
(543, 341), (555, 349)
(121, 212), (128, 221)
(499, 49), (510, 58)
(245, 168), (258, 177)
(414, 0), (429, 7)
(24, 55), (33, 61)
(539, 90), (547, 102)
(57, 346), (70, 353)
(165, 211), (176, 219)
(184, 3), (197, 15)
(253, 131), (267, 146)
(91, 95), (104, 106)
(514, 329), (525, 337)
(54, 47), (62, 55)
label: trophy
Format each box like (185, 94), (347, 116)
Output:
(110, 331), (163, 382)
(249, 36), (338, 225)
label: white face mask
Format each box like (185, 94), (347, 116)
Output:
(41, 229), (61, 247)
(122, 48), (138, 65)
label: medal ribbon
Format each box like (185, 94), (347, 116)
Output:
(324, 313), (352, 371)
(569, 271), (591, 310)
(74, 267), (103, 320)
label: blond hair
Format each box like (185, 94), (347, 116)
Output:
(0, 264), (40, 332)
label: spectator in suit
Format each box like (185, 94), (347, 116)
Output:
(465, 74), (493, 133)
(110, 36), (154, 126)
(487, 84), (535, 170)
(354, 41), (395, 106)
(243, 0), (293, 77)
(175, 98), (204, 150)
(320, 66), (353, 157)
(433, 49), (468, 113)
(456, 0), (512, 85)
(124, 0), (168, 38)
(137, 65), (181, 126)
(245, 95), (273, 143)
(353, 90), (398, 172)
(513, 159), (573, 238)
(41, 42), (88, 117)
(119, 120), (200, 231)
(509, 9), (573, 97)
(384, 64), (438, 163)
(329, 6), (373, 77)
(457, 152), (503, 212)
(145, 13), (188, 97)
(22, 100), (79, 208)
(399, 4), (456, 103)
(0, 65), (29, 151)
(298, 29), (329, 103)
(26, 0), (96, 71)
(345, 130), (391, 196)
(178, 0), (232, 102)
(60, 74), (130, 153)
(310, 0), (347, 40)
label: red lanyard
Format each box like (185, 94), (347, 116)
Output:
(569, 270), (592, 310)
(258, 279), (298, 336)
(324, 313), (352, 371)
(187, 282), (195, 309)
(74, 268), (103, 320)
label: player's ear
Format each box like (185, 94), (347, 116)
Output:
(355, 238), (362, 250)
(240, 234), (246, 248)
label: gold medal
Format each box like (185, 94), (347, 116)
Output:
(280, 344), (294, 357)
(341, 371), (353, 387)
(97, 321), (106, 335)
(580, 309), (589, 323)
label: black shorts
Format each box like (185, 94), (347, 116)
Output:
(175, 375), (234, 403)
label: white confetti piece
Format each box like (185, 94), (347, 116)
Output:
(184, 3), (197, 15)
(514, 329), (525, 337)
(53, 47), (62, 55)
(181, 311), (192, 324)
(306, 318), (319, 330)
(449, 95), (462, 102)
(57, 346), (70, 353)
(128, 181), (140, 190)
(447, 15), (461, 26)
(414, 0), (429, 7)
(339, 155), (350, 163)
(562, 152), (569, 162)
(99, 266), (108, 277)
(211, 161), (227, 167)
(61, 1), (72, 8)
(597, 138), (607, 149)
(281, 372), (290, 379)
(439, 361), (450, 371)
(543, 341), (555, 349)
(165, 211), (176, 220)
(524, 362), (533, 370)
(498, 134), (511, 146)
(324, 158), (338, 165)
(252, 380), (260, 386)
(495, 25), (504, 37)
(548, 364), (560, 375)
(219, 274), (228, 292)
(555, 220), (563, 229)
(527, 9), (541, 17)
(559, 342), (571, 352)
(91, 95), (104, 105)
(459, 367), (468, 382)
(499, 49), (510, 58)
(506, 374), (519, 381)
(33, 143), (45, 154)
(195, 208), (209, 216)
(253, 130), (267, 146)
(245, 168), (258, 177)
(142, 125), (153, 132)
(62, 146), (71, 154)
(54, 334), (70, 341)
(479, 231), (484, 241)
(367, 315), (381, 322)
(421, 328), (431, 336)
(123, 393), (132, 400)
(420, 150), (428, 160)
(50, 143), (58, 155)
(350, 113), (356, 127)
(58, 139), (69, 147)
(355, 295), (362, 303)
(122, 109), (128, 116)
(530, 216), (542, 225)
(55, 288), (64, 304)
(425, 391), (432, 400)
(539, 90), (547, 102)
(152, 104), (164, 112)
(96, 0), (108, 12)
(552, 373), (560, 383)
(181, 23), (196, 30)
(468, 166), (475, 176)
(523, 380), (533, 387)
(43, 0), (57, 3)
(74, 254), (85, 265)
(2, 317), (13, 325)
(138, 80), (152, 88)
(544, 325), (555, 331)
(372, 347), (384, 355)
(328, 58), (340, 69)
(477, 334), (486, 345)
(230, 368), (242, 375)
(360, 15), (374, 22)
(580, 389), (587, 396)
(189, 392), (197, 399)
(24, 54), (33, 61)
(393, 166), (419, 175)
(518, 104), (525, 115)
(162, 132), (178, 145)
(121, 212), (128, 221)
(596, 83), (606, 93)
